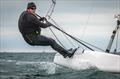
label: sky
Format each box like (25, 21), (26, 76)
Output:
(0, 0), (120, 52)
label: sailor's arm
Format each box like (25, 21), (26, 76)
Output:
(28, 14), (50, 28)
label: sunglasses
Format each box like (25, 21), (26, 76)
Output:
(31, 7), (36, 10)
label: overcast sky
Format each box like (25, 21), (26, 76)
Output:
(0, 0), (120, 52)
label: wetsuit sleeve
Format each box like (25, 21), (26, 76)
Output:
(28, 14), (48, 28)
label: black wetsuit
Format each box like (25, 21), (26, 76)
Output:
(18, 11), (68, 56)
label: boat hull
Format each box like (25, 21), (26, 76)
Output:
(54, 49), (120, 72)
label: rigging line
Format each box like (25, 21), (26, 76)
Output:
(45, 3), (53, 17)
(50, 22), (94, 51)
(75, 37), (105, 52)
(63, 34), (77, 48)
(45, 0), (67, 49)
(35, 14), (64, 48)
(45, 0), (78, 48)
(35, 13), (94, 51)
(45, 0), (73, 50)
(45, 0), (67, 48)
(35, 13), (94, 50)
(49, 17), (78, 48)
(49, 3), (56, 17)
(52, 19), (77, 48)
(80, 0), (94, 39)
(59, 27), (105, 52)
(49, 27), (67, 49)
(45, 0), (56, 18)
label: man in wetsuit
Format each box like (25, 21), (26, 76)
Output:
(18, 2), (76, 58)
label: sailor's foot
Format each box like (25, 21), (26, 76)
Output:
(63, 53), (68, 58)
(67, 48), (77, 58)
(68, 48), (73, 51)
(62, 48), (78, 58)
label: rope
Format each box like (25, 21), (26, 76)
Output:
(45, 0), (67, 48)
(49, 17), (78, 48)
(64, 34), (77, 48)
(45, 3), (53, 17)
(80, 0), (94, 39)
(45, 0), (56, 19)
(48, 16), (105, 51)
(49, 16), (105, 52)
(76, 37), (105, 52)
(43, 0), (105, 51)
(50, 21), (94, 51)
(45, 0), (78, 48)
(49, 27), (67, 49)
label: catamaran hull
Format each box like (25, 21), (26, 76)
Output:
(54, 49), (120, 73)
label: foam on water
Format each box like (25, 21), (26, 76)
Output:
(15, 60), (64, 75)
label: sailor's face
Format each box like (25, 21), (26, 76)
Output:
(30, 7), (36, 13)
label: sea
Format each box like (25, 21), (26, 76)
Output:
(0, 52), (120, 79)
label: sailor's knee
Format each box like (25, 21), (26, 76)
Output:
(49, 38), (56, 44)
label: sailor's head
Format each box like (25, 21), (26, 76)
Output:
(27, 2), (36, 13)
(27, 2), (36, 9)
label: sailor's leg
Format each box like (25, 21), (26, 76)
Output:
(34, 35), (69, 57)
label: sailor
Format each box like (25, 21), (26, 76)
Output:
(18, 2), (77, 58)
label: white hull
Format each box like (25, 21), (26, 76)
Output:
(54, 49), (120, 72)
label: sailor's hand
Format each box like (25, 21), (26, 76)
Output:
(39, 17), (47, 21)
(46, 21), (53, 27)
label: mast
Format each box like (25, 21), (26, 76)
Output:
(106, 14), (120, 53)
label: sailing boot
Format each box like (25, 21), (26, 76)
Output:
(67, 48), (77, 58)
(62, 48), (73, 58)
(68, 48), (73, 51)
(63, 53), (68, 58)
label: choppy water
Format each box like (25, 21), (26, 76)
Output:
(0, 53), (120, 79)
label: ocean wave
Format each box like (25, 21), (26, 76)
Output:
(0, 59), (120, 79)
(0, 59), (97, 75)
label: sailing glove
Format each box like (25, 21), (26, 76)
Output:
(46, 21), (53, 27)
(39, 17), (47, 21)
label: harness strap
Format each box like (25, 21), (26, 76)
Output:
(25, 30), (39, 43)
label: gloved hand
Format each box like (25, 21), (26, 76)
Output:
(39, 17), (47, 21)
(46, 21), (53, 27)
